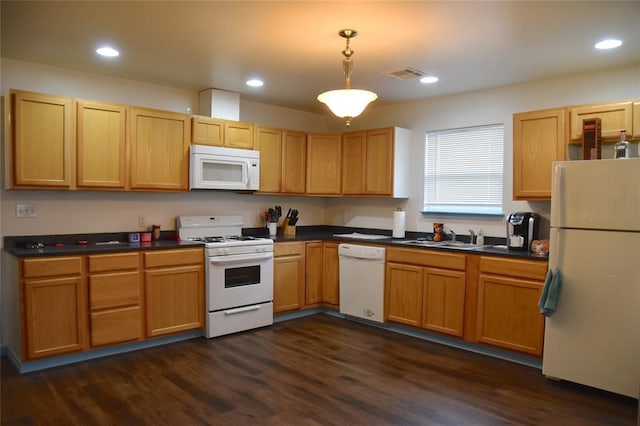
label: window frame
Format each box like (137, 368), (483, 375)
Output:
(422, 123), (505, 216)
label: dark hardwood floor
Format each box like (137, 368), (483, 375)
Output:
(2, 314), (637, 425)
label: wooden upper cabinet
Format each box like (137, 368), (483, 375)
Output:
(341, 131), (367, 194)
(306, 133), (341, 195)
(191, 117), (254, 149)
(255, 127), (306, 194)
(633, 101), (640, 140)
(191, 116), (224, 146)
(365, 128), (394, 195)
(513, 108), (567, 200)
(569, 101), (633, 142)
(224, 121), (254, 149)
(281, 130), (306, 194)
(129, 107), (190, 191)
(10, 90), (73, 189)
(76, 100), (127, 189)
(255, 126), (282, 193)
(341, 127), (409, 197)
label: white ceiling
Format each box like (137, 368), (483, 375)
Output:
(2, 1), (639, 114)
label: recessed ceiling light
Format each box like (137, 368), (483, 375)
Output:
(420, 76), (439, 84)
(246, 79), (264, 87)
(594, 39), (622, 50)
(96, 46), (119, 57)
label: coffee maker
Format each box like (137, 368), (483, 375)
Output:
(506, 212), (539, 251)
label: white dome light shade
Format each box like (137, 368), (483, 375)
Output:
(595, 39), (622, 50)
(96, 46), (119, 57)
(317, 89), (378, 118)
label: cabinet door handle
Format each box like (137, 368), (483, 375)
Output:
(551, 162), (563, 227)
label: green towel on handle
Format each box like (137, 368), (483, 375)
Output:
(538, 268), (562, 316)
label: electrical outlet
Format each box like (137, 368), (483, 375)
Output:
(138, 216), (145, 228)
(16, 204), (37, 218)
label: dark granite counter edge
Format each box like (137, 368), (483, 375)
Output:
(4, 226), (548, 261)
(245, 225), (548, 261)
(4, 231), (201, 258)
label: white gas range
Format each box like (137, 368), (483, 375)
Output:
(177, 215), (274, 338)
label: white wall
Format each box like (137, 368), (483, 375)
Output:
(325, 64), (640, 240)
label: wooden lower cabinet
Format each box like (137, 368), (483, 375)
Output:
(88, 253), (142, 346)
(385, 263), (423, 327)
(422, 268), (465, 337)
(273, 242), (305, 313)
(322, 242), (339, 306)
(274, 241), (339, 313)
(23, 275), (86, 359)
(385, 247), (466, 337)
(21, 255), (86, 360)
(475, 256), (547, 356)
(90, 306), (142, 347)
(144, 249), (205, 337)
(14, 248), (205, 363)
(305, 242), (323, 305)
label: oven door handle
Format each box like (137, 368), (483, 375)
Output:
(209, 252), (273, 265)
(224, 305), (261, 315)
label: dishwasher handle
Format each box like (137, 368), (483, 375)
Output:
(338, 244), (386, 261)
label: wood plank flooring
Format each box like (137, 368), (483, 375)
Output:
(2, 314), (637, 425)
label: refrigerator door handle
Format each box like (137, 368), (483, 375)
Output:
(551, 163), (563, 227)
(548, 228), (559, 271)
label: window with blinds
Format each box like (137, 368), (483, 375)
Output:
(424, 124), (504, 215)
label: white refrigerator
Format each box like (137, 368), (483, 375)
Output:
(543, 158), (640, 399)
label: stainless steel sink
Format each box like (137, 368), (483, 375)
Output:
(438, 241), (489, 250)
(402, 240), (446, 247)
(401, 240), (488, 250)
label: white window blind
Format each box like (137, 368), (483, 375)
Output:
(424, 124), (504, 215)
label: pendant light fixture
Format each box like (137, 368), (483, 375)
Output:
(317, 29), (378, 126)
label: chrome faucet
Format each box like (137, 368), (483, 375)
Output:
(449, 229), (457, 242)
(468, 229), (476, 245)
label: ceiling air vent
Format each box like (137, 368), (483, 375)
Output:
(384, 67), (425, 80)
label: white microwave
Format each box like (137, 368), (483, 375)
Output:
(190, 145), (260, 191)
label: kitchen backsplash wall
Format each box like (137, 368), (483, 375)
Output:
(1, 190), (327, 237)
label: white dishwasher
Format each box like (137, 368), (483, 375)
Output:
(338, 243), (386, 323)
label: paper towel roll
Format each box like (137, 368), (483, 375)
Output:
(392, 211), (406, 238)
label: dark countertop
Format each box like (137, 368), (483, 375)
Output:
(4, 226), (548, 261)
(249, 225), (548, 262)
(4, 232), (202, 258)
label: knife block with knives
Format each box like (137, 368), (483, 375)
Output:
(282, 208), (298, 236)
(282, 217), (296, 236)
